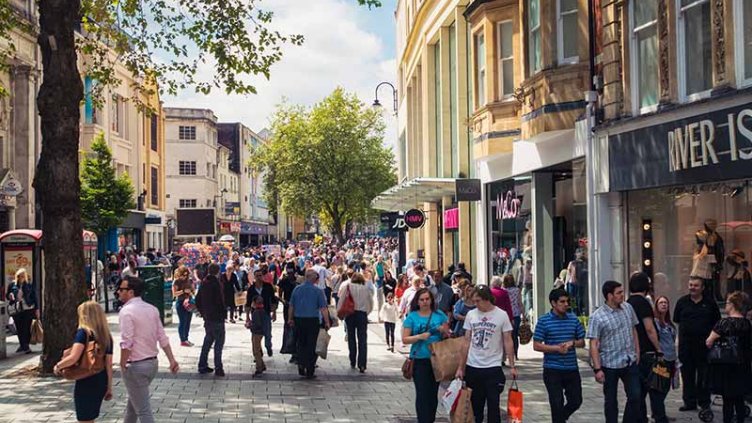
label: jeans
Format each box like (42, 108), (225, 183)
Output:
(376, 286), (384, 315)
(638, 354), (672, 423)
(198, 320), (225, 371)
(175, 300), (192, 342)
(413, 358), (440, 423)
(384, 322), (395, 348)
(465, 365), (506, 423)
(14, 309), (34, 350)
(722, 395), (747, 423)
(262, 312), (273, 354)
(511, 316), (521, 358)
(679, 339), (711, 409)
(252, 334), (265, 372)
(294, 317), (320, 377)
(345, 310), (368, 369)
(522, 285), (533, 317)
(603, 364), (641, 423)
(543, 368), (583, 423)
(123, 358), (158, 423)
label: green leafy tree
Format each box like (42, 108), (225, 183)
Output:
(80, 133), (135, 236)
(252, 88), (396, 242)
(0, 0), (380, 372)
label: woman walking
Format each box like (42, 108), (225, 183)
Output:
(452, 278), (475, 337)
(221, 264), (241, 323)
(6, 268), (38, 353)
(337, 272), (373, 372)
(705, 291), (751, 423)
(503, 274), (523, 359)
(172, 266), (195, 346)
(53, 301), (114, 423)
(653, 296), (677, 423)
(402, 288), (449, 423)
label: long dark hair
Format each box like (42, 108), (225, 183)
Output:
(409, 288), (435, 312)
(654, 296), (674, 329)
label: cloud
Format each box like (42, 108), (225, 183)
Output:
(164, 0), (398, 151)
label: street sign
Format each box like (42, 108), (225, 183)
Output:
(404, 209), (426, 229)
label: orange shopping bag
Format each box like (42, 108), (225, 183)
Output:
(507, 377), (523, 423)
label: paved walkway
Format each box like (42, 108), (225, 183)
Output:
(0, 308), (735, 422)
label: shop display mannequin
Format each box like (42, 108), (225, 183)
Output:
(724, 249), (751, 296)
(690, 219), (725, 301)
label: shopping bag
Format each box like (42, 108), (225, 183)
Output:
(336, 286), (355, 320)
(450, 386), (474, 423)
(507, 378), (523, 423)
(234, 291), (247, 307)
(280, 326), (296, 354)
(328, 305), (340, 328)
(315, 328), (331, 360)
(518, 318), (532, 345)
(30, 319), (43, 345)
(648, 358), (671, 394)
(441, 378), (464, 415)
(429, 336), (466, 381)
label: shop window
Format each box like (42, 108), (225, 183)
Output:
(557, 0), (578, 64)
(150, 166), (159, 206)
(627, 181), (752, 309)
(150, 115), (158, 152)
(179, 125), (196, 140)
(474, 32), (486, 108)
(178, 160), (196, 175)
(677, 0), (712, 101)
(631, 0), (659, 113)
(735, 0), (752, 87)
(179, 199), (197, 208)
(528, 0), (541, 75)
(498, 21), (515, 100)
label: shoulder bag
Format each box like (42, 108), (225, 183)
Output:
(337, 285), (355, 320)
(60, 332), (106, 381)
(402, 311), (433, 380)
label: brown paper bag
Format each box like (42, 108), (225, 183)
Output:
(234, 291), (247, 307)
(429, 336), (465, 381)
(30, 319), (43, 345)
(451, 386), (474, 423)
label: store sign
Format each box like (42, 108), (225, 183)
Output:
(496, 191), (523, 220)
(380, 212), (408, 232)
(456, 179), (482, 201)
(0, 173), (23, 196)
(404, 209), (426, 229)
(609, 102), (752, 191)
(444, 208), (459, 230)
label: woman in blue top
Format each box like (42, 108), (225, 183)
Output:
(402, 288), (450, 423)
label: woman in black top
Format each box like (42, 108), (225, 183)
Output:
(705, 291), (751, 423)
(382, 270), (397, 299)
(221, 264), (241, 323)
(6, 268), (38, 353)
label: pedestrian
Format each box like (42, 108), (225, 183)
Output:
(626, 272), (666, 423)
(5, 268), (38, 354)
(117, 276), (180, 422)
(705, 291), (751, 423)
(247, 296), (268, 377)
(654, 296), (678, 420)
(54, 300), (114, 423)
(195, 263), (227, 377)
(311, 257), (332, 303)
(503, 274), (523, 359)
(221, 264), (241, 323)
(246, 268), (278, 357)
(434, 271), (456, 318)
(383, 270), (397, 300)
(533, 288), (585, 423)
(172, 266), (195, 347)
(288, 269), (331, 379)
(399, 275), (423, 318)
(455, 285), (516, 423)
(338, 272), (373, 372)
(587, 280), (641, 423)
(673, 276), (721, 413)
(489, 276), (514, 330)
(452, 278), (476, 337)
(395, 273), (409, 304)
(381, 293), (398, 352)
(330, 264), (344, 305)
(402, 288), (450, 423)
(375, 255), (386, 318)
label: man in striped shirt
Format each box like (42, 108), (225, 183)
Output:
(533, 288), (585, 423)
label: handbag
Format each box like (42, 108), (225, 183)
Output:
(518, 317), (533, 345)
(30, 319), (43, 345)
(707, 337), (743, 364)
(648, 357), (671, 394)
(7, 301), (21, 317)
(507, 377), (524, 423)
(402, 311), (433, 380)
(315, 328), (331, 360)
(280, 326), (296, 354)
(336, 286), (355, 320)
(60, 334), (105, 381)
(429, 336), (465, 381)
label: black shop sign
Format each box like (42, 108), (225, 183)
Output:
(608, 102), (752, 191)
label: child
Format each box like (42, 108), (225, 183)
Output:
(246, 296), (267, 376)
(380, 293), (398, 352)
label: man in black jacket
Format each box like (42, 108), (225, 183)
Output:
(196, 263), (226, 376)
(246, 268), (278, 357)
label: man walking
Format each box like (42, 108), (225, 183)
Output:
(311, 257), (332, 303)
(288, 269), (331, 379)
(246, 268), (278, 357)
(673, 276), (720, 413)
(533, 288), (585, 423)
(195, 263), (226, 377)
(587, 280), (641, 423)
(118, 276), (179, 422)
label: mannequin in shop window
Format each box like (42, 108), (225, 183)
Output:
(690, 219), (725, 301)
(521, 220), (534, 318)
(724, 249), (751, 297)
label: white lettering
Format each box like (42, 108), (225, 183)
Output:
(668, 130), (678, 172)
(699, 120), (718, 165)
(676, 127), (690, 170)
(738, 109), (752, 160)
(688, 122), (702, 168)
(728, 113), (738, 161)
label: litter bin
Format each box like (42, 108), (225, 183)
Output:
(138, 266), (173, 326)
(0, 301), (7, 359)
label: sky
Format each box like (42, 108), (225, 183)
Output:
(164, 0), (399, 150)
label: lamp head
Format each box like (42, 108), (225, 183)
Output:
(372, 99), (382, 108)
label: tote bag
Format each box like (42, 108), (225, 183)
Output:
(429, 336), (465, 382)
(507, 377), (524, 423)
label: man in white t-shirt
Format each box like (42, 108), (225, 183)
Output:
(456, 285), (516, 423)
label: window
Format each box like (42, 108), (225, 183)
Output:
(179, 125), (196, 140)
(528, 0), (541, 74)
(677, 0), (712, 100)
(111, 94), (125, 135)
(449, 23), (458, 177)
(84, 77), (102, 125)
(735, 0), (752, 87)
(150, 115), (158, 152)
(179, 199), (197, 208)
(150, 167), (159, 206)
(433, 42), (442, 177)
(631, 0), (659, 112)
(474, 32), (486, 108)
(557, 0), (578, 64)
(178, 161), (196, 175)
(498, 21), (515, 99)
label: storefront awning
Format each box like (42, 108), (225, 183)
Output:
(371, 178), (459, 211)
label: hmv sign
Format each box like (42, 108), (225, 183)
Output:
(404, 209), (426, 229)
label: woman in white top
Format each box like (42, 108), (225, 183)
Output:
(380, 293), (398, 352)
(337, 272), (373, 372)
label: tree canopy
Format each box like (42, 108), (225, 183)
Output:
(252, 88), (396, 241)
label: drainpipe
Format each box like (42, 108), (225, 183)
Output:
(584, 0), (598, 316)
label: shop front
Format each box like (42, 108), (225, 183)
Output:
(240, 222), (268, 247)
(144, 212), (166, 251)
(599, 94), (752, 309)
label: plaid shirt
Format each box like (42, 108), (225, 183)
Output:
(587, 302), (639, 369)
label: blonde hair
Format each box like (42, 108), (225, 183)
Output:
(77, 300), (112, 352)
(15, 268), (28, 284)
(173, 266), (190, 281)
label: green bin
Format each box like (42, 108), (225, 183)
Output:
(138, 265), (173, 325)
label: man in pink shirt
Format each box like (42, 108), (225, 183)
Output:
(118, 276), (179, 423)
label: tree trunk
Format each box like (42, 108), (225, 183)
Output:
(330, 215), (344, 245)
(34, 0), (86, 374)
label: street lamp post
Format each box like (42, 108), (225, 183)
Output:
(372, 81), (397, 115)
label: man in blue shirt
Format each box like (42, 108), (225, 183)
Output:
(288, 269), (331, 379)
(533, 288), (585, 423)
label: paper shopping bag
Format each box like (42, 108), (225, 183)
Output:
(315, 328), (331, 360)
(234, 291), (247, 307)
(450, 386), (474, 423)
(30, 319), (43, 345)
(507, 378), (523, 423)
(441, 378), (464, 415)
(429, 336), (465, 381)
